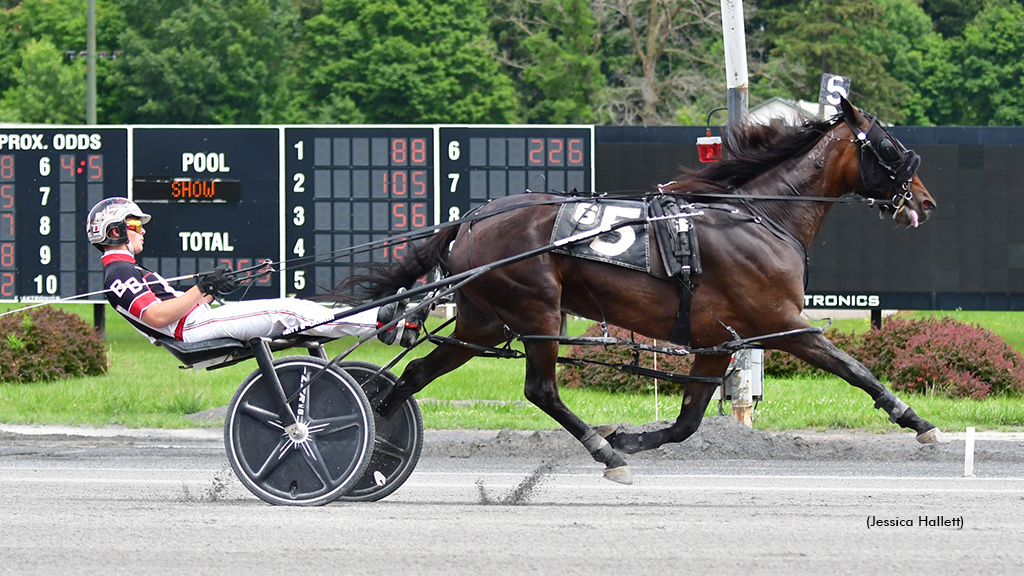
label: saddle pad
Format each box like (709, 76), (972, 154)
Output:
(550, 200), (650, 272)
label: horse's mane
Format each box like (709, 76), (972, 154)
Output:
(664, 115), (841, 195)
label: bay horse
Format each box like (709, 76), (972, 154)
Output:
(335, 98), (943, 484)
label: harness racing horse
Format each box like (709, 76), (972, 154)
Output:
(335, 98), (943, 484)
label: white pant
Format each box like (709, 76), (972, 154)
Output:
(178, 298), (378, 343)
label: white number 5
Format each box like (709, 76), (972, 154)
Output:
(572, 203), (641, 257)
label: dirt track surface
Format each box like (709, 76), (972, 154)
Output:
(2, 418), (1024, 576)
(2, 415), (1022, 465)
(423, 416), (1024, 465)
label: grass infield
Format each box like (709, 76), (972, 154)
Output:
(0, 306), (1022, 433)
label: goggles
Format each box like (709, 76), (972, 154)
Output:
(125, 218), (144, 233)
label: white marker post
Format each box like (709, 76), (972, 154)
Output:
(964, 426), (976, 478)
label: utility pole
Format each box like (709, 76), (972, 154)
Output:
(87, 0), (105, 334)
(721, 0), (748, 124)
(720, 0), (754, 426)
(86, 0), (97, 125)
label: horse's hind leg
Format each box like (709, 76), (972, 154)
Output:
(776, 331), (948, 444)
(377, 300), (508, 417)
(601, 353), (731, 453)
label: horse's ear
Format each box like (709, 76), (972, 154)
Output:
(839, 96), (860, 124)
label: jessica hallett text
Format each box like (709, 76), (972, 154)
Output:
(867, 516), (963, 529)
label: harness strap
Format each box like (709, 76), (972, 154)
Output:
(668, 284), (692, 347)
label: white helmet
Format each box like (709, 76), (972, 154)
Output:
(86, 197), (151, 250)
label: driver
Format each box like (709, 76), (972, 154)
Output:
(86, 197), (424, 347)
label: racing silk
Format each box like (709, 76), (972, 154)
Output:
(101, 249), (207, 342)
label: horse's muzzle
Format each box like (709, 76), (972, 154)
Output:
(889, 184), (936, 228)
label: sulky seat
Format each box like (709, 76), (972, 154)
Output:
(155, 335), (331, 370)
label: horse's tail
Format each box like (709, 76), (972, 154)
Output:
(324, 225), (459, 304)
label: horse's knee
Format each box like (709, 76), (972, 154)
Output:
(523, 380), (558, 408)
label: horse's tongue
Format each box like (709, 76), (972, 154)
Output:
(910, 209), (919, 228)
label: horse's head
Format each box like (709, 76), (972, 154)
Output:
(836, 97), (936, 228)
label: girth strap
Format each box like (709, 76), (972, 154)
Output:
(669, 282), (692, 347)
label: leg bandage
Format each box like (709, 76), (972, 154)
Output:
(580, 428), (617, 465)
(874, 392), (910, 423)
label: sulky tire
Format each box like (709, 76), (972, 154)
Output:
(335, 361), (424, 502)
(224, 356), (374, 506)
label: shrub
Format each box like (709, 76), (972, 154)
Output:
(852, 316), (935, 377)
(887, 320), (1024, 399)
(559, 315), (1024, 400)
(0, 307), (108, 383)
(558, 323), (693, 394)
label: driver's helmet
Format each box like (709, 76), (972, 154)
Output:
(86, 197), (151, 250)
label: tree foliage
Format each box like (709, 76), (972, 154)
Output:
(491, 0), (607, 124)
(108, 0), (299, 124)
(296, 0), (519, 124)
(2, 0), (1024, 126)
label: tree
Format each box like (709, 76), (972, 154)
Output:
(921, 0), (985, 38)
(760, 0), (919, 122)
(108, 0), (299, 124)
(295, 0), (520, 124)
(0, 38), (85, 123)
(944, 1), (1024, 125)
(859, 0), (945, 124)
(0, 0), (129, 122)
(594, 0), (723, 126)
(491, 0), (607, 124)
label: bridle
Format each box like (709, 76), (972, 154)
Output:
(837, 111), (922, 217)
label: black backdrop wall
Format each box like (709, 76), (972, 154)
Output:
(595, 126), (1024, 311)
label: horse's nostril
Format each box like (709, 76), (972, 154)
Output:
(922, 199), (936, 212)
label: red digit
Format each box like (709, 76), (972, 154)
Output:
(411, 171), (427, 197)
(0, 184), (13, 209)
(392, 203), (408, 229)
(392, 241), (407, 260)
(60, 155), (75, 181)
(529, 139), (544, 165)
(1, 243), (14, 268)
(568, 139), (584, 165)
(0, 155), (13, 180)
(392, 139), (407, 164)
(411, 138), (426, 165)
(548, 139), (563, 165)
(257, 260), (272, 285)
(392, 170), (407, 197)
(87, 155), (103, 180)
(411, 203), (427, 228)
(1, 272), (13, 296)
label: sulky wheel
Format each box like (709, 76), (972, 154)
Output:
(335, 361), (424, 502)
(224, 356), (374, 506)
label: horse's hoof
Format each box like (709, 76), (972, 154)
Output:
(603, 465), (634, 485)
(594, 424), (619, 439)
(917, 428), (951, 445)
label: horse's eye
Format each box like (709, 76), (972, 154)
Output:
(878, 138), (901, 163)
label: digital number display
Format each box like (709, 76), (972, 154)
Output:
(0, 130), (129, 302)
(133, 178), (242, 202)
(284, 127), (434, 297)
(439, 127), (593, 224)
(131, 128), (279, 300)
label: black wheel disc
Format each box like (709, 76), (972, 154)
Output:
(224, 356), (374, 506)
(335, 361), (423, 502)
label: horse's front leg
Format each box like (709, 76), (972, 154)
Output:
(777, 331), (949, 444)
(522, 339), (634, 484)
(601, 353), (731, 453)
